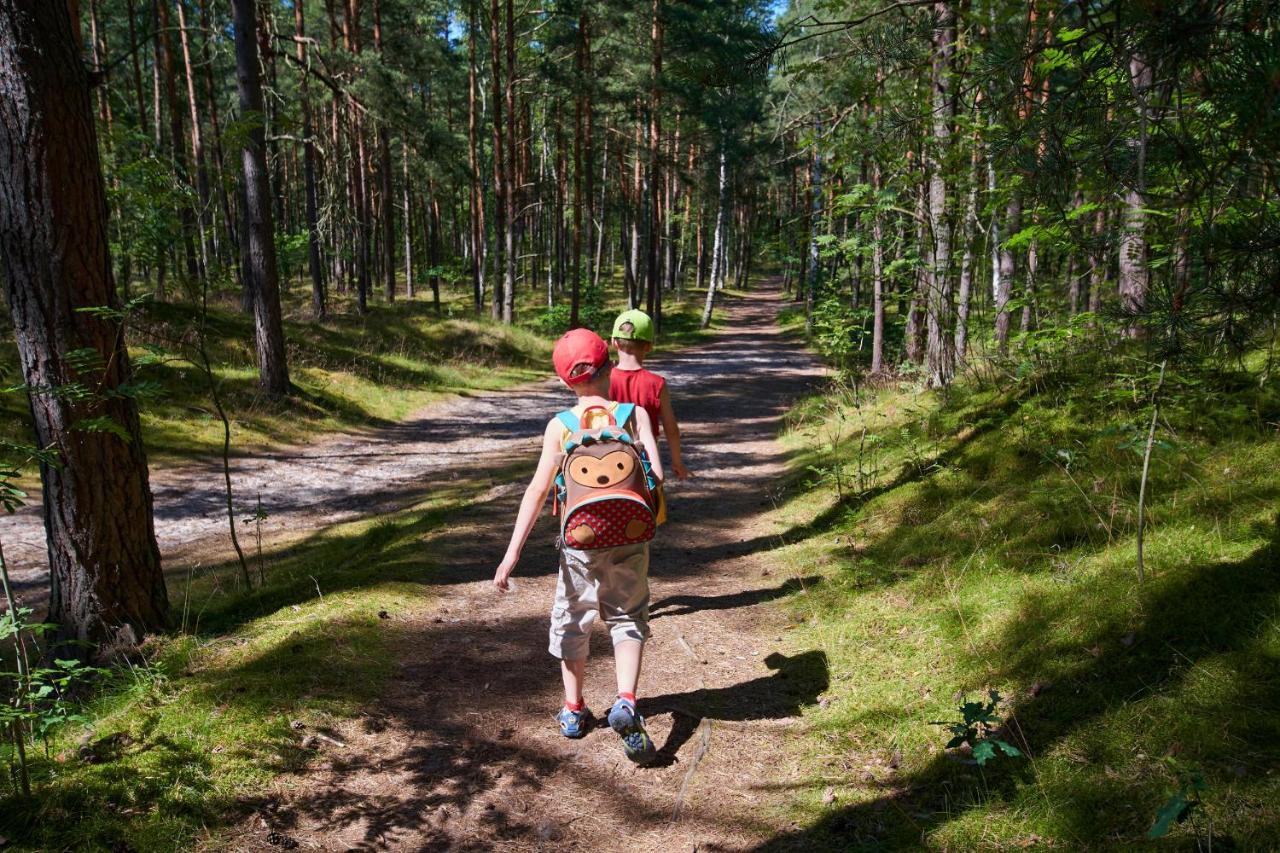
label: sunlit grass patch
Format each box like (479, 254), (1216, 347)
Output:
(763, 355), (1280, 849)
(0, 487), (479, 851)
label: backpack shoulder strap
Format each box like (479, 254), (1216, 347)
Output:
(555, 409), (580, 433)
(612, 402), (637, 432)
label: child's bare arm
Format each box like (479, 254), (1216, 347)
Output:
(633, 407), (665, 483)
(658, 384), (689, 479)
(494, 419), (563, 592)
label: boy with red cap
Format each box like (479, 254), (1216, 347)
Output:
(493, 327), (663, 764)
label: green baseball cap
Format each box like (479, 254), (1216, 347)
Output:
(611, 309), (655, 342)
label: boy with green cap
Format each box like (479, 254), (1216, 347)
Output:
(609, 308), (690, 480)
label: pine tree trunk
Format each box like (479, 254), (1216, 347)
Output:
(571, 7), (586, 327)
(467, 0), (485, 313)
(233, 0), (290, 394)
(175, 0), (212, 277)
(296, 0), (326, 318)
(645, 0), (663, 327)
(954, 146), (979, 360)
(0, 0), (168, 653)
(501, 0), (516, 324)
(403, 142), (414, 300)
(1088, 205), (1107, 315)
(1118, 53), (1152, 335)
(924, 1), (955, 387)
(870, 163), (886, 374)
(374, 0), (394, 303)
(994, 195), (1020, 352)
(488, 0), (505, 320)
(155, 0), (200, 281)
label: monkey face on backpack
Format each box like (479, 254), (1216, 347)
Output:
(553, 404), (658, 550)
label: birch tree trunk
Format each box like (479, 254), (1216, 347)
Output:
(701, 140), (727, 329)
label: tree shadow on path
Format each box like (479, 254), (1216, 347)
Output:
(649, 576), (821, 620)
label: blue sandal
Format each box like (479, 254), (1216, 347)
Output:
(557, 705), (593, 738)
(607, 697), (657, 765)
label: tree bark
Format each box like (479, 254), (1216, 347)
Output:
(701, 138), (726, 329)
(645, 0), (663, 329)
(571, 7), (586, 326)
(296, 0), (326, 318)
(0, 0), (168, 652)
(994, 195), (1020, 352)
(924, 1), (955, 387)
(374, 0), (395, 303)
(501, 0), (516, 324)
(233, 0), (290, 394)
(155, 0), (200, 281)
(402, 141), (414, 300)
(467, 0), (485, 313)
(488, 0), (506, 320)
(1118, 52), (1152, 335)
(174, 0), (212, 277)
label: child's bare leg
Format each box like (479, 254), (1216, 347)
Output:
(561, 657), (587, 705)
(614, 640), (643, 696)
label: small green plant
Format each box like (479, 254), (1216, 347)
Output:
(933, 690), (1024, 766)
(1148, 765), (1208, 840)
(809, 296), (872, 374)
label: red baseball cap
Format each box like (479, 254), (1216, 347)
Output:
(553, 328), (609, 385)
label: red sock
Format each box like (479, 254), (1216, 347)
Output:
(618, 691), (636, 704)
(564, 698), (584, 712)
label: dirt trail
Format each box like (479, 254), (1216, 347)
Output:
(220, 284), (828, 852)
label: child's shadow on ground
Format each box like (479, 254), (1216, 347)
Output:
(638, 650), (829, 767)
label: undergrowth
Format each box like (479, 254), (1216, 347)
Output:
(0, 481), (494, 850)
(763, 336), (1280, 849)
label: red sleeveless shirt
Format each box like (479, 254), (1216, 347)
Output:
(610, 367), (665, 438)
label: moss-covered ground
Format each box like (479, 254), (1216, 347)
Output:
(761, 336), (1280, 849)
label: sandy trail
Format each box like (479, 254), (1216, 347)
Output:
(218, 283), (828, 852)
(3, 282), (827, 850)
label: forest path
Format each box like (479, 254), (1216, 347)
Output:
(221, 282), (829, 852)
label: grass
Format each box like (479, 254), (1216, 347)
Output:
(0, 273), (716, 849)
(0, 477), (494, 850)
(0, 275), (712, 478)
(760, 340), (1280, 849)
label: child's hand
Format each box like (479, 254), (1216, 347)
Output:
(493, 558), (516, 592)
(672, 460), (691, 480)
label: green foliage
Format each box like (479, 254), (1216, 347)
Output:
(1148, 766), (1208, 839)
(933, 690), (1023, 766)
(106, 155), (187, 271)
(0, 605), (105, 793)
(773, 335), (1280, 847)
(809, 296), (873, 374)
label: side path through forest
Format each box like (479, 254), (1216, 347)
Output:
(218, 282), (828, 851)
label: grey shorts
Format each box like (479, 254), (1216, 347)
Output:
(548, 542), (651, 660)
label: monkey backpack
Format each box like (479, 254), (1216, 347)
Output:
(553, 403), (660, 550)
